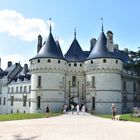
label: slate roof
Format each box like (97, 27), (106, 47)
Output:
(30, 32), (64, 60)
(64, 38), (86, 62)
(55, 40), (64, 58)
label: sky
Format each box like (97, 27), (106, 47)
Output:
(0, 0), (140, 69)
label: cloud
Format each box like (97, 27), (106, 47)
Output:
(0, 9), (55, 41)
(1, 54), (29, 69)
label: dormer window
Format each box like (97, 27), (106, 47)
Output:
(74, 63), (77, 67)
(48, 59), (51, 63)
(103, 59), (106, 63)
(58, 60), (60, 63)
(38, 59), (40, 63)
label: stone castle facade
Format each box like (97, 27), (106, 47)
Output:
(0, 28), (140, 114)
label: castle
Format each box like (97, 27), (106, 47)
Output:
(0, 26), (140, 114)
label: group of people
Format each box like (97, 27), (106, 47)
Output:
(62, 104), (86, 115)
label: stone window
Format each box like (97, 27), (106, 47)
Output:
(37, 76), (42, 88)
(29, 86), (31, 93)
(116, 60), (118, 64)
(23, 95), (27, 107)
(123, 81), (126, 92)
(91, 60), (93, 64)
(48, 59), (51, 63)
(3, 97), (6, 105)
(20, 86), (22, 92)
(74, 63), (77, 67)
(80, 64), (82, 67)
(37, 59), (40, 63)
(72, 76), (76, 87)
(11, 96), (14, 106)
(16, 86), (18, 93)
(8, 87), (10, 94)
(92, 77), (95, 87)
(37, 96), (41, 109)
(69, 63), (71, 66)
(103, 59), (106, 63)
(133, 95), (137, 107)
(58, 60), (60, 63)
(0, 97), (1, 105)
(133, 82), (136, 92)
(24, 86), (27, 92)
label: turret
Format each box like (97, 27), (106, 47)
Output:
(37, 35), (42, 53)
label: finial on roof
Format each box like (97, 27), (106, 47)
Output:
(101, 18), (104, 32)
(49, 18), (52, 33)
(74, 28), (76, 39)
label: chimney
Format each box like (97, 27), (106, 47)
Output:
(37, 34), (42, 53)
(90, 38), (96, 51)
(23, 64), (28, 74)
(7, 61), (12, 67)
(107, 30), (113, 45)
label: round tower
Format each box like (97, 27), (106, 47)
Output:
(29, 29), (66, 113)
(84, 30), (123, 114)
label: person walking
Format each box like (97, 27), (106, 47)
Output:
(76, 104), (80, 115)
(71, 104), (74, 114)
(46, 104), (51, 114)
(111, 103), (116, 120)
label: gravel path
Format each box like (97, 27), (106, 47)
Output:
(0, 112), (140, 140)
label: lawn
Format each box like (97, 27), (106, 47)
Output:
(96, 114), (140, 122)
(0, 113), (61, 121)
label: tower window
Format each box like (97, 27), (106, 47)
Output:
(92, 77), (95, 87)
(58, 60), (60, 63)
(23, 95), (27, 107)
(103, 59), (106, 63)
(48, 59), (51, 63)
(116, 60), (118, 64)
(69, 63), (71, 66)
(37, 59), (40, 63)
(80, 64), (82, 67)
(91, 60), (93, 64)
(37, 96), (41, 109)
(37, 76), (42, 88)
(72, 76), (76, 87)
(74, 63), (77, 67)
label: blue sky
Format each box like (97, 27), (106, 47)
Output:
(0, 0), (140, 69)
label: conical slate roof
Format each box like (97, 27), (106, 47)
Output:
(30, 32), (64, 60)
(65, 38), (86, 62)
(87, 31), (111, 59)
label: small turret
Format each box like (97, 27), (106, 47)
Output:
(37, 35), (42, 53)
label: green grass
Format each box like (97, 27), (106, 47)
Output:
(0, 113), (61, 122)
(95, 114), (140, 122)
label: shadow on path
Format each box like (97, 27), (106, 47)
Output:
(13, 134), (39, 140)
